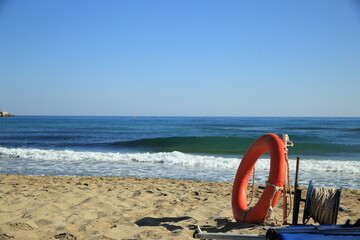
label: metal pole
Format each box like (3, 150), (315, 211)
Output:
(292, 157), (301, 225)
(294, 157), (300, 189)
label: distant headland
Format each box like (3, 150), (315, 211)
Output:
(0, 111), (15, 117)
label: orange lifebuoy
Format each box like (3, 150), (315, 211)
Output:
(232, 134), (286, 223)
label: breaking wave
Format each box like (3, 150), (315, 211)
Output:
(0, 146), (358, 174)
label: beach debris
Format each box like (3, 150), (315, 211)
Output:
(193, 225), (266, 239)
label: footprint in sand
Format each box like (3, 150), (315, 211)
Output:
(36, 219), (53, 226)
(96, 236), (117, 240)
(7, 222), (33, 231)
(135, 229), (162, 239)
(0, 233), (14, 240)
(49, 233), (77, 240)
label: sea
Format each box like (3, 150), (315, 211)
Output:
(0, 116), (359, 189)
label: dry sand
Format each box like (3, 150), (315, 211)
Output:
(0, 175), (359, 240)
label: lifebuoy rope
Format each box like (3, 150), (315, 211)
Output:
(282, 135), (293, 224)
(263, 135), (293, 224)
(247, 166), (256, 207)
(241, 208), (250, 223)
(242, 167), (258, 222)
(241, 176), (285, 223)
(265, 181), (284, 220)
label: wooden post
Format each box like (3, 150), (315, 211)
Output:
(282, 173), (288, 225)
(281, 134), (294, 225)
(281, 134), (288, 225)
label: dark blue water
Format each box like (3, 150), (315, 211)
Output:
(1, 116), (359, 188)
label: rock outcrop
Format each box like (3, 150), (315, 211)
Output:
(0, 111), (15, 117)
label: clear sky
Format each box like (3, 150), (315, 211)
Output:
(1, 0), (359, 117)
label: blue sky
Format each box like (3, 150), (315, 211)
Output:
(1, 0), (359, 117)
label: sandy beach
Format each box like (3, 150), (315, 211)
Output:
(0, 175), (359, 240)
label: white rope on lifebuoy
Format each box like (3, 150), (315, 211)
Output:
(282, 134), (293, 224)
(265, 181), (284, 220)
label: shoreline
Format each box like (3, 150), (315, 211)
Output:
(0, 175), (359, 239)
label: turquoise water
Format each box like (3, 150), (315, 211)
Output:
(0, 116), (359, 188)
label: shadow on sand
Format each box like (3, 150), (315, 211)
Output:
(135, 216), (192, 231)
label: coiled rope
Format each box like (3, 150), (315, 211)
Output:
(306, 187), (339, 225)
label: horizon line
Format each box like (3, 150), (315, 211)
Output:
(9, 115), (360, 118)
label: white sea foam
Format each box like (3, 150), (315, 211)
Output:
(0, 147), (359, 174)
